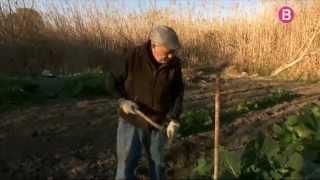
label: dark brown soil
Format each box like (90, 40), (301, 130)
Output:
(1, 75), (319, 179)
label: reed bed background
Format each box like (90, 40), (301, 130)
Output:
(0, 0), (319, 80)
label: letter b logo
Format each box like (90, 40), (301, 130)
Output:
(279, 6), (294, 23)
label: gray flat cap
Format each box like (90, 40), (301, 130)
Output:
(150, 25), (181, 50)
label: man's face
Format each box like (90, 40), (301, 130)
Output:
(151, 44), (176, 64)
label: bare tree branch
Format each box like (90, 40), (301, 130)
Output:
(271, 20), (320, 77)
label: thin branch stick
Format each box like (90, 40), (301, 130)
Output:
(213, 74), (221, 180)
(271, 21), (320, 77)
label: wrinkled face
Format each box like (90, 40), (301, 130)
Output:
(151, 43), (176, 64)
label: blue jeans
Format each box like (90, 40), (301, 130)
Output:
(115, 117), (167, 180)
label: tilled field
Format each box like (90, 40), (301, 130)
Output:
(0, 76), (319, 179)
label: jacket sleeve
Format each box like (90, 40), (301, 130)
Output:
(105, 49), (133, 99)
(167, 62), (184, 122)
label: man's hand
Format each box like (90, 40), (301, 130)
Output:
(166, 120), (180, 141)
(118, 98), (138, 114)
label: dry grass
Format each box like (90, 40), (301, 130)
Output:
(0, 0), (319, 80)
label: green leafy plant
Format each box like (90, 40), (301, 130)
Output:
(192, 157), (212, 179)
(238, 89), (297, 113)
(180, 89), (298, 138)
(224, 88), (298, 124)
(220, 103), (320, 179)
(200, 103), (320, 179)
(179, 110), (211, 137)
(220, 146), (241, 178)
(0, 76), (44, 111)
(0, 71), (108, 112)
(63, 72), (106, 98)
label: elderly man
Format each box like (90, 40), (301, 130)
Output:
(112, 25), (184, 180)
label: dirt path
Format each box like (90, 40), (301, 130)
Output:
(0, 77), (319, 179)
(0, 99), (119, 179)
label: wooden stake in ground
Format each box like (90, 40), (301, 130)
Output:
(212, 74), (221, 180)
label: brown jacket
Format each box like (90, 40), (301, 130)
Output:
(111, 41), (184, 128)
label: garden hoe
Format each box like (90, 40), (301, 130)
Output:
(134, 109), (181, 145)
(134, 109), (165, 132)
